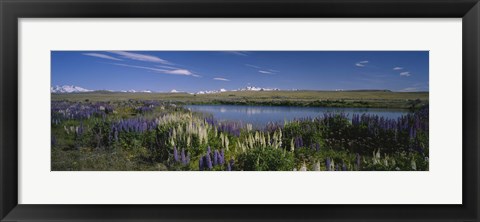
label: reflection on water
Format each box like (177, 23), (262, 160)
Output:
(186, 104), (408, 128)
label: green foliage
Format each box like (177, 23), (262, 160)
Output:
(237, 147), (295, 171)
(51, 98), (429, 171)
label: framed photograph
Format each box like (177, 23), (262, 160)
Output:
(1, 0), (479, 221)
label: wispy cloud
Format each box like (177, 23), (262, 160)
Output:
(246, 64), (279, 74)
(83, 53), (122, 61)
(224, 51), (249, 56)
(156, 65), (181, 70)
(109, 51), (172, 64)
(213, 77), (230, 81)
(400, 71), (411, 77)
(400, 87), (419, 92)
(111, 63), (199, 77)
(393, 66), (404, 70)
(259, 70), (273, 74)
(355, 61), (369, 67)
(164, 69), (198, 76)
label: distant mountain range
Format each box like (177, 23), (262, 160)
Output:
(194, 86), (279, 94)
(51, 85), (393, 94)
(51, 85), (282, 94)
(50, 85), (92, 93)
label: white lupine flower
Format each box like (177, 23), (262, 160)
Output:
(314, 161), (321, 171)
(225, 136), (229, 151)
(300, 162), (307, 171)
(411, 158), (417, 171)
(246, 124), (253, 132)
(267, 133), (271, 146)
(290, 138), (295, 152)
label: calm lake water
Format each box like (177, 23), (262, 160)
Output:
(185, 104), (408, 128)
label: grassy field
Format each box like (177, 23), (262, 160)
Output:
(52, 90), (428, 109)
(51, 100), (429, 171)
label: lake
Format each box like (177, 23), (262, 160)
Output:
(185, 104), (408, 128)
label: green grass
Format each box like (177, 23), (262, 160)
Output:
(52, 90), (429, 109)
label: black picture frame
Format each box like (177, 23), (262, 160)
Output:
(1, 0), (479, 221)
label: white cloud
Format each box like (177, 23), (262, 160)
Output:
(83, 53), (122, 61)
(164, 69), (200, 77)
(111, 63), (199, 77)
(259, 70), (273, 74)
(355, 61), (369, 67)
(108, 51), (171, 64)
(393, 66), (404, 70)
(400, 87), (419, 92)
(268, 69), (279, 73)
(400, 72), (411, 77)
(246, 64), (279, 74)
(156, 65), (181, 70)
(213, 77), (230, 81)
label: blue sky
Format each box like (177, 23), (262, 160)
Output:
(51, 51), (429, 92)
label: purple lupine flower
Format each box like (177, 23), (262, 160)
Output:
(219, 149), (225, 165)
(294, 136), (303, 148)
(409, 127), (416, 140)
(78, 122), (84, 136)
(199, 157), (204, 171)
(181, 148), (187, 165)
(226, 162), (231, 171)
(206, 153), (213, 170)
(315, 143), (320, 152)
(229, 158), (234, 171)
(173, 146), (179, 162)
(213, 150), (219, 166)
(342, 161), (347, 171)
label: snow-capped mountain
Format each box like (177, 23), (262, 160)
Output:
(194, 86), (279, 95)
(120, 89), (152, 93)
(51, 85), (280, 94)
(196, 89), (224, 94)
(51, 85), (92, 93)
(239, 86), (279, 92)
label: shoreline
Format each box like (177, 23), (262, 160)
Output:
(51, 91), (429, 109)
